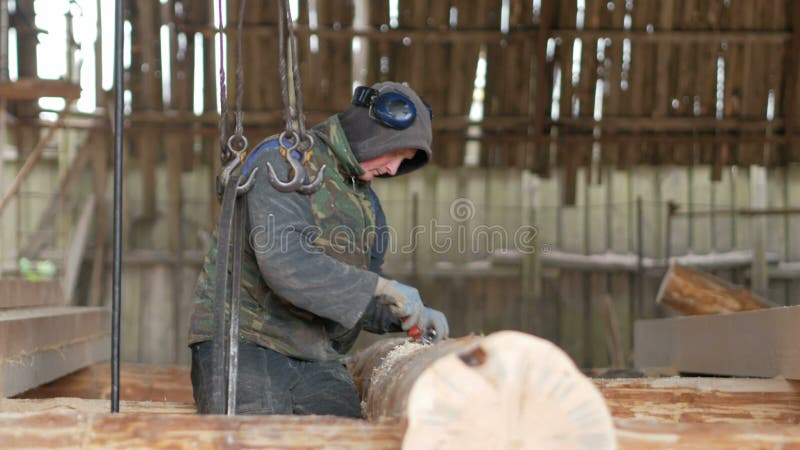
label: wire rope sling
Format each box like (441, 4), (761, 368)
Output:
(209, 0), (323, 415)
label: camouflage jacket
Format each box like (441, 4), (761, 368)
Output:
(188, 115), (401, 361)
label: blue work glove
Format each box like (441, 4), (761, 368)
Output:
(374, 277), (424, 331)
(418, 306), (449, 343)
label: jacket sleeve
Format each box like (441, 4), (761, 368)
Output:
(361, 188), (403, 334)
(245, 149), (379, 329)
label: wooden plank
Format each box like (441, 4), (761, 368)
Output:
(21, 132), (93, 258)
(0, 79), (81, 101)
(634, 305), (800, 379)
(178, 24), (793, 44)
(0, 334), (109, 397)
(17, 363), (193, 403)
(0, 278), (64, 309)
(617, 420), (800, 449)
(597, 377), (800, 424)
(0, 412), (404, 449)
(61, 195), (96, 305)
(0, 398), (192, 414)
(0, 410), (798, 449)
(0, 306), (109, 358)
(88, 131), (109, 307)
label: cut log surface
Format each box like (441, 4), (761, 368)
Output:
(350, 331), (617, 450)
(656, 264), (769, 315)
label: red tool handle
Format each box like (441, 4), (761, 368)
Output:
(402, 316), (423, 341)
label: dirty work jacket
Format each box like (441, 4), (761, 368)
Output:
(188, 115), (401, 361)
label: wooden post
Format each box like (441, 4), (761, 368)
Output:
(749, 165), (768, 296)
(349, 331), (616, 449)
(656, 264), (769, 315)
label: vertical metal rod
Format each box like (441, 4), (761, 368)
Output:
(0, 0), (8, 217)
(226, 199), (245, 415)
(635, 196), (644, 321)
(111, 0), (124, 414)
(582, 170), (592, 368)
(411, 191), (419, 276)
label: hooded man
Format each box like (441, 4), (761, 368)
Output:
(188, 82), (449, 417)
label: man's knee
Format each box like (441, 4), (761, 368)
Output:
(292, 361), (363, 418)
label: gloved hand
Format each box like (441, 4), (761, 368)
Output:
(374, 277), (424, 331)
(418, 306), (449, 343)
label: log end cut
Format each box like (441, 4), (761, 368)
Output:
(355, 331), (616, 450)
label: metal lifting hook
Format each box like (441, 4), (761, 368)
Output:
(270, 0), (324, 195)
(217, 135), (258, 197)
(265, 131), (305, 192)
(295, 134), (326, 195)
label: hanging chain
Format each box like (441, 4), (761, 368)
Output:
(231, 0), (247, 152)
(216, 0), (229, 164)
(216, 0), (255, 200)
(267, 0), (325, 193)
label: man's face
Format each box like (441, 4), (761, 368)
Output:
(358, 148), (417, 181)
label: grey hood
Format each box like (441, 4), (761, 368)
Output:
(337, 82), (432, 176)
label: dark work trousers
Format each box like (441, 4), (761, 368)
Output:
(190, 340), (362, 417)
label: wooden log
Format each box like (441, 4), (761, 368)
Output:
(655, 264), (769, 315)
(634, 306), (800, 379)
(349, 331), (616, 450)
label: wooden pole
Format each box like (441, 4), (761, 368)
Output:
(0, 102), (74, 217)
(349, 331), (616, 450)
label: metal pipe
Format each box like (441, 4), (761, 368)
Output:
(111, 0), (124, 414)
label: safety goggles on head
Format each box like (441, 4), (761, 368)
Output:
(352, 86), (433, 130)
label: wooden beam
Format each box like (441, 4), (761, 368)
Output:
(616, 420), (800, 449)
(0, 398), (192, 414)
(178, 24), (791, 44)
(20, 138), (92, 257)
(61, 195), (96, 305)
(597, 377), (800, 424)
(0, 78), (81, 101)
(0, 100), (74, 217)
(0, 278), (64, 309)
(531, 0), (554, 175)
(634, 306), (800, 379)
(1, 334), (109, 397)
(0, 306), (109, 359)
(350, 332), (616, 449)
(0, 412), (404, 449)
